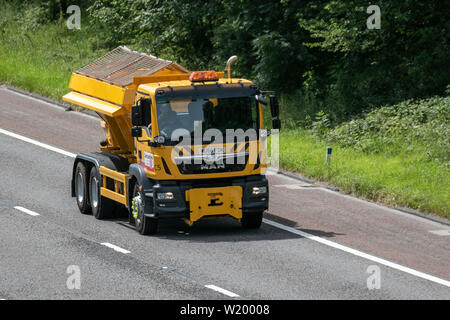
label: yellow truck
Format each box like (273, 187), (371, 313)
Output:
(63, 46), (280, 235)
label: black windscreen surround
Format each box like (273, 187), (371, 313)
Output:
(156, 96), (259, 140)
(155, 82), (257, 101)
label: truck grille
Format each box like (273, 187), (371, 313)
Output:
(176, 153), (249, 174)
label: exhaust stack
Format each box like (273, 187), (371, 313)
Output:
(226, 56), (238, 81)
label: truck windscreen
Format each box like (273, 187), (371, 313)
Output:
(156, 96), (259, 142)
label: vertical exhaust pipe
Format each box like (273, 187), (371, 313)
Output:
(226, 56), (238, 82)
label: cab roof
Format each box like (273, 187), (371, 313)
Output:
(138, 78), (255, 96)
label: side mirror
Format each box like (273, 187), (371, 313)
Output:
(272, 119), (281, 130)
(132, 98), (151, 126)
(132, 104), (143, 126)
(269, 95), (279, 118)
(131, 127), (142, 137)
(255, 94), (267, 106)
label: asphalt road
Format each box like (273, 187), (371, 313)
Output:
(0, 86), (449, 300)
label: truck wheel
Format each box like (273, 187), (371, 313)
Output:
(132, 183), (158, 235)
(127, 180), (137, 225)
(241, 211), (263, 229)
(89, 166), (115, 220)
(128, 208), (136, 225)
(74, 162), (91, 215)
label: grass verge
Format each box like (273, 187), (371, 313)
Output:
(277, 129), (449, 218)
(0, 2), (106, 101)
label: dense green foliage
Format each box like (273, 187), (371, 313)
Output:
(320, 97), (450, 166)
(299, 1), (450, 121)
(19, 0), (450, 121)
(85, 0), (313, 95)
(279, 126), (449, 217)
(0, 1), (106, 100)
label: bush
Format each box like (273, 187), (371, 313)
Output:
(318, 97), (450, 167)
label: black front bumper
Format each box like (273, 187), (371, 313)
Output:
(143, 175), (268, 219)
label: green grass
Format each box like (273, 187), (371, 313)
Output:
(276, 128), (449, 218)
(1, 2), (448, 218)
(272, 94), (450, 218)
(0, 2), (106, 101)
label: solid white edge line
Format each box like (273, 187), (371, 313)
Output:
(100, 242), (131, 254)
(205, 285), (240, 298)
(263, 218), (450, 288)
(0, 128), (76, 158)
(2, 127), (448, 289)
(429, 230), (450, 236)
(14, 206), (40, 216)
(1, 86), (99, 121)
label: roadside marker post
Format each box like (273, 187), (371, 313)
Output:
(326, 147), (332, 165)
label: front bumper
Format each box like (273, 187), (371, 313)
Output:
(144, 175), (268, 220)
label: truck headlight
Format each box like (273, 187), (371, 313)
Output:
(252, 186), (267, 195)
(157, 192), (174, 200)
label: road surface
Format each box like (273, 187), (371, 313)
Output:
(0, 86), (449, 299)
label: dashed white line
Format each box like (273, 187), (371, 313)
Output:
(263, 218), (450, 288)
(205, 285), (240, 298)
(100, 242), (131, 254)
(0, 128), (76, 158)
(14, 206), (40, 216)
(2, 126), (449, 290)
(8, 201), (241, 298)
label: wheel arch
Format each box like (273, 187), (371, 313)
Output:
(71, 152), (130, 197)
(128, 164), (154, 213)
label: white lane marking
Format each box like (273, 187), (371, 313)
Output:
(14, 206), (40, 216)
(100, 242), (131, 254)
(2, 126), (448, 288)
(205, 285), (240, 298)
(1, 86), (99, 120)
(429, 230), (450, 236)
(273, 184), (313, 189)
(0, 128), (76, 158)
(1, 118), (446, 229)
(263, 218), (450, 288)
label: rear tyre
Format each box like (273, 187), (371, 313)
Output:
(241, 211), (263, 229)
(128, 180), (136, 225)
(132, 183), (158, 235)
(89, 166), (116, 219)
(74, 162), (91, 215)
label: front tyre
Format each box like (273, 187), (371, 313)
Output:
(132, 183), (158, 235)
(241, 211), (263, 229)
(74, 162), (91, 215)
(89, 166), (115, 219)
